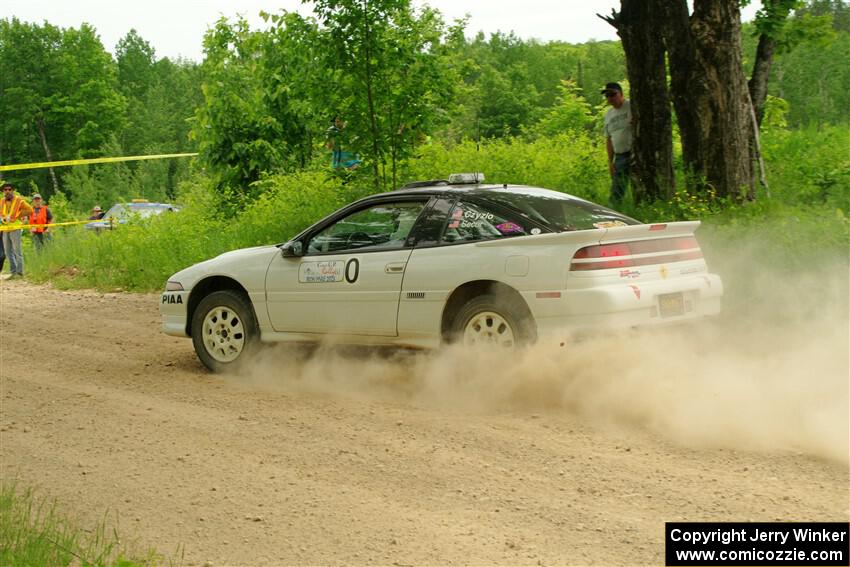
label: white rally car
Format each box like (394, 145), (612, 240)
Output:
(161, 174), (722, 372)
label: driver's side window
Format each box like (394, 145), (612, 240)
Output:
(307, 201), (426, 255)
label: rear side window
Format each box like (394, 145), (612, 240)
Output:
(441, 200), (530, 244)
(410, 198), (452, 247)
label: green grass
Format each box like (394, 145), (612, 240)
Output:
(0, 483), (171, 566)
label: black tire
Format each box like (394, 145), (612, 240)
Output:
(450, 293), (534, 348)
(191, 290), (259, 373)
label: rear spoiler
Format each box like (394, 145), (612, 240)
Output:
(475, 220), (702, 249)
(599, 221), (701, 244)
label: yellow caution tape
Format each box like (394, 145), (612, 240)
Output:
(0, 219), (110, 232)
(0, 152), (198, 173)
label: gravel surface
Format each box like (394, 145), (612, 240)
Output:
(1, 278), (847, 566)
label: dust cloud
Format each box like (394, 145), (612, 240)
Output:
(239, 245), (849, 465)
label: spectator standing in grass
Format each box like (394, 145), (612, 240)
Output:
(0, 181), (5, 273)
(601, 82), (632, 206)
(1, 182), (34, 278)
(29, 193), (53, 251)
(88, 205), (106, 235)
(326, 116), (361, 170)
(88, 205), (104, 220)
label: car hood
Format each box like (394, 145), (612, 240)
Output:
(168, 245), (280, 290)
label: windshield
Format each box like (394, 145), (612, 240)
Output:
(478, 189), (640, 231)
(104, 203), (174, 219)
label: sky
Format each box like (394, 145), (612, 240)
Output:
(2, 0), (761, 62)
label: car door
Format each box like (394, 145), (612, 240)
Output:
(265, 198), (428, 336)
(398, 197), (537, 338)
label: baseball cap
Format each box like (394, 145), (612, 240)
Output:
(33, 193), (42, 199)
(601, 82), (623, 95)
(93, 205), (103, 211)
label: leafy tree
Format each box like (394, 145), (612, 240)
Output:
(193, 17), (289, 197)
(311, 0), (457, 189)
(0, 18), (60, 192)
(261, 11), (327, 170)
(61, 138), (131, 209)
(475, 65), (539, 138)
(115, 29), (156, 100)
(115, 29), (158, 156)
(573, 41), (627, 103)
(757, 0), (850, 128)
(796, 0), (850, 31)
(770, 29), (849, 126)
(115, 30), (201, 197)
(140, 59), (203, 198)
(442, 31), (540, 140)
(45, 25), (127, 163)
(528, 80), (594, 139)
(0, 18), (125, 198)
(439, 29), (626, 144)
(748, 0), (835, 127)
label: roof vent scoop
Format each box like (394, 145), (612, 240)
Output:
(448, 172), (485, 185)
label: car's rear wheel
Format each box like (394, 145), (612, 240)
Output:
(191, 290), (258, 373)
(451, 294), (533, 348)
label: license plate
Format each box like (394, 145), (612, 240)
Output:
(658, 292), (684, 318)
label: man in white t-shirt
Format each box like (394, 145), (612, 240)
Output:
(602, 82), (632, 206)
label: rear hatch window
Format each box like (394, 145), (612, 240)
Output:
(479, 190), (639, 231)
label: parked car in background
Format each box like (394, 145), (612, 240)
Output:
(85, 200), (180, 230)
(160, 173), (723, 372)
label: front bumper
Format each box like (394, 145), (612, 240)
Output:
(160, 291), (190, 337)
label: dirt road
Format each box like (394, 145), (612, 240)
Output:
(1, 279), (847, 566)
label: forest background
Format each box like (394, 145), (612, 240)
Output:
(0, 0), (847, 295)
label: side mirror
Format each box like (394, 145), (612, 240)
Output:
(280, 240), (304, 258)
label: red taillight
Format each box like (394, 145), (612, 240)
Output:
(674, 236), (699, 250)
(572, 243), (633, 270)
(573, 243), (632, 259)
(570, 236), (703, 271)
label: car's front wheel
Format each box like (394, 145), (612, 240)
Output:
(451, 294), (533, 348)
(191, 290), (258, 372)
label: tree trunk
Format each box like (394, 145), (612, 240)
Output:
(662, 0), (705, 181)
(747, 15), (781, 198)
(36, 116), (60, 195)
(748, 0), (795, 129)
(577, 59), (584, 95)
(599, 0), (675, 203)
(692, 0), (755, 199)
(361, 0), (382, 190)
(666, 0), (755, 200)
(748, 34), (777, 128)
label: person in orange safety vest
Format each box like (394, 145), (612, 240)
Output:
(1, 182), (34, 278)
(29, 193), (53, 251)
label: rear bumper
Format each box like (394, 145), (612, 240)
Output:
(523, 273), (723, 344)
